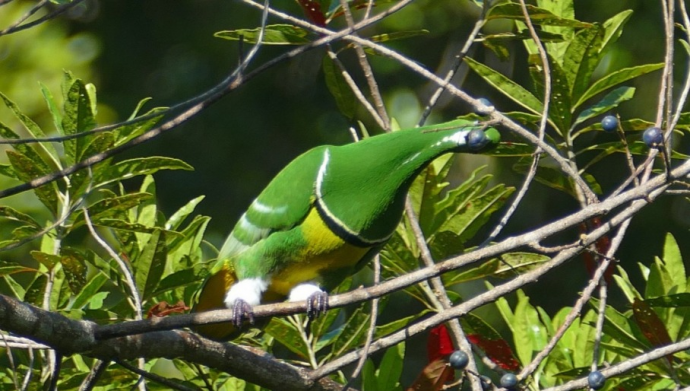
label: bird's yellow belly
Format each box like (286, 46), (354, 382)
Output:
(269, 207), (369, 297)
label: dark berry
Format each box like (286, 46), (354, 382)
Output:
(642, 126), (663, 148)
(476, 98), (494, 115)
(480, 375), (493, 390)
(448, 350), (469, 369)
(587, 371), (606, 390)
(467, 129), (488, 150)
(601, 115), (618, 132)
(500, 373), (518, 389)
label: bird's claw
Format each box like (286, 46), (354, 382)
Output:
(232, 299), (254, 327)
(306, 291), (329, 319)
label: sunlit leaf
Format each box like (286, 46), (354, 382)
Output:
(574, 86), (634, 126)
(6, 150), (58, 214)
(465, 57), (543, 116)
(100, 157), (193, 186)
(135, 230), (168, 300)
(573, 64), (664, 109)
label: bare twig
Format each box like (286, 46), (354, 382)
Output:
(326, 47), (386, 129)
(403, 198), (483, 391)
(337, 0), (390, 130)
(344, 255), (380, 390)
(0, 0), (85, 37)
(83, 206), (143, 319)
(79, 360), (109, 391)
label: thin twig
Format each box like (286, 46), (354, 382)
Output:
(404, 198), (484, 391)
(338, 0), (390, 130)
(0, 0), (84, 37)
(0, 332), (19, 390)
(483, 0), (555, 246)
(20, 347), (34, 391)
(0, 0), (48, 33)
(79, 360), (109, 391)
(83, 206), (143, 319)
(417, 3), (488, 126)
(344, 255), (380, 390)
(326, 47), (385, 129)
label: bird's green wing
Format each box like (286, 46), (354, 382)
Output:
(217, 145), (328, 263)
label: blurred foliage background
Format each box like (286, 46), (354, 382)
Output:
(0, 0), (687, 314)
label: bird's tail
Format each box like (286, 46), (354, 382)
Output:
(191, 264), (239, 340)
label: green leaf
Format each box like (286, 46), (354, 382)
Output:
(69, 272), (109, 310)
(528, 54), (572, 134)
(215, 24), (311, 45)
(40, 82), (64, 134)
(376, 343), (404, 391)
(645, 293), (690, 308)
(487, 3), (591, 28)
(574, 86), (635, 126)
(264, 317), (310, 359)
(574, 64), (664, 109)
(431, 181), (515, 245)
(536, 0), (575, 62)
(95, 219), (179, 235)
(0, 260), (36, 276)
(443, 252), (550, 286)
(465, 57), (544, 115)
(600, 10), (633, 55)
(513, 160), (577, 197)
(0, 92), (60, 162)
(6, 150), (59, 215)
(362, 359), (379, 391)
(151, 268), (198, 296)
(24, 274), (47, 306)
(331, 308), (370, 356)
(0, 121), (53, 174)
(134, 230), (168, 300)
(62, 78), (97, 163)
(72, 193), (154, 230)
(0, 206), (42, 229)
(564, 25), (604, 104)
(60, 247), (88, 294)
(166, 196), (205, 231)
(70, 132), (116, 198)
(322, 54), (357, 119)
(115, 107), (167, 146)
(662, 233), (685, 292)
(100, 157), (193, 186)
(0, 164), (17, 179)
(31, 251), (61, 270)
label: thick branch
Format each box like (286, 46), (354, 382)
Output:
(0, 295), (354, 391)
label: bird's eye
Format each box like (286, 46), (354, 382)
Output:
(467, 129), (488, 150)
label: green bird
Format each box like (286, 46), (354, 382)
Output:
(193, 122), (500, 340)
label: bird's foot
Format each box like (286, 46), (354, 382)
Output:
(305, 290), (329, 319)
(231, 299), (254, 327)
